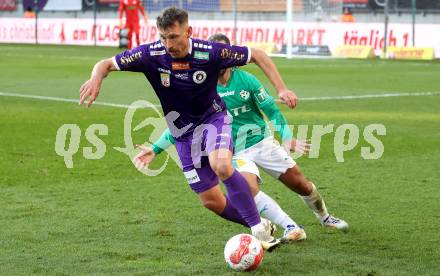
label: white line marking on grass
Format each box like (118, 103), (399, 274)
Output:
(298, 92), (440, 101)
(0, 92), (160, 109)
(1, 91), (439, 109)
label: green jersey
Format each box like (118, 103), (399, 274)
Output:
(151, 68), (293, 154)
(217, 68), (291, 152)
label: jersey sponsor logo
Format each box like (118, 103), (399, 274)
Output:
(183, 169), (200, 184)
(120, 51), (142, 65)
(158, 68), (171, 74)
(193, 70), (207, 84)
(160, 73), (170, 87)
(220, 48), (245, 61)
(218, 90), (235, 97)
(172, 62), (190, 70)
(150, 50), (166, 56)
(239, 90), (250, 101)
(256, 87), (269, 103)
(230, 105), (251, 116)
(194, 51), (209, 60)
(174, 72), (189, 80)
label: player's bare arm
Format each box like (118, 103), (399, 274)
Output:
(79, 58), (117, 107)
(249, 48), (298, 108)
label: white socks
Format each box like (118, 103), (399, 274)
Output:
(254, 191), (298, 229)
(300, 182), (329, 222)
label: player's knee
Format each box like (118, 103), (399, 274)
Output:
(212, 162), (234, 180)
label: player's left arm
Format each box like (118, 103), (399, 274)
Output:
(250, 76), (310, 154)
(249, 48), (298, 109)
(250, 77), (293, 144)
(260, 100), (310, 154)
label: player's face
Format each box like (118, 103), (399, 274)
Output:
(159, 22), (192, 58)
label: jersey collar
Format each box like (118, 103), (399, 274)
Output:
(188, 38), (193, 55)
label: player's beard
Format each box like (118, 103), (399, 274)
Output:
(219, 69), (226, 77)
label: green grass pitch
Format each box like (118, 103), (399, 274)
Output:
(0, 44), (439, 275)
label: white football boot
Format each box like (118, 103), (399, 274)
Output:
(282, 225), (307, 242)
(253, 218), (280, 252)
(321, 215), (349, 230)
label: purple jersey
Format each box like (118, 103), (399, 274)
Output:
(112, 38), (251, 138)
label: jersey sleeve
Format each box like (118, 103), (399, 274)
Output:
(112, 45), (150, 72)
(151, 128), (175, 155)
(246, 72), (294, 142)
(211, 42), (251, 69)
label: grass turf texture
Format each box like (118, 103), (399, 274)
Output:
(0, 44), (439, 275)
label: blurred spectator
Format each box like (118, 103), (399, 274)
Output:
(341, 7), (355, 23)
(24, 7), (36, 18)
(119, 0), (148, 49)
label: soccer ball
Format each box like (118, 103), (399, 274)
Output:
(224, 233), (264, 271)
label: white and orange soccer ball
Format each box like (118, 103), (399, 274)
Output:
(224, 233), (264, 271)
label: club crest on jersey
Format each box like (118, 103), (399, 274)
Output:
(239, 90), (250, 101)
(193, 71), (207, 84)
(160, 73), (170, 87)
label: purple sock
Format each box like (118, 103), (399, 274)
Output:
(223, 170), (261, 227)
(220, 196), (248, 227)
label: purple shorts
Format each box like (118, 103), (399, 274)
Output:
(175, 112), (233, 193)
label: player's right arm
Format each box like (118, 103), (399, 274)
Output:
(79, 58), (117, 107)
(133, 128), (175, 169)
(80, 45), (151, 107)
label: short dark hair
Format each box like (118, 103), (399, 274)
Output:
(156, 7), (188, 30)
(208, 33), (231, 45)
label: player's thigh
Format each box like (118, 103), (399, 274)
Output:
(175, 139), (219, 194)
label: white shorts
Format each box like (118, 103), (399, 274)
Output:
(232, 136), (296, 181)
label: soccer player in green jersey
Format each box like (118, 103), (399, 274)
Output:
(134, 34), (348, 240)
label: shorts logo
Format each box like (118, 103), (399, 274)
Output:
(184, 169), (200, 184)
(235, 159), (247, 169)
(172, 62), (190, 70)
(193, 70), (207, 84)
(239, 90), (250, 101)
(160, 73), (170, 87)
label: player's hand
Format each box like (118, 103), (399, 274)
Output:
(278, 89), (298, 109)
(283, 139), (311, 155)
(119, 20), (124, 29)
(79, 77), (101, 108)
(133, 145), (156, 170)
(144, 17), (148, 26)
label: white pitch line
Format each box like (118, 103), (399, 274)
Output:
(298, 91), (440, 101)
(0, 92), (161, 109)
(0, 91), (439, 109)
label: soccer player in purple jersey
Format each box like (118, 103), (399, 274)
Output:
(79, 7), (297, 250)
